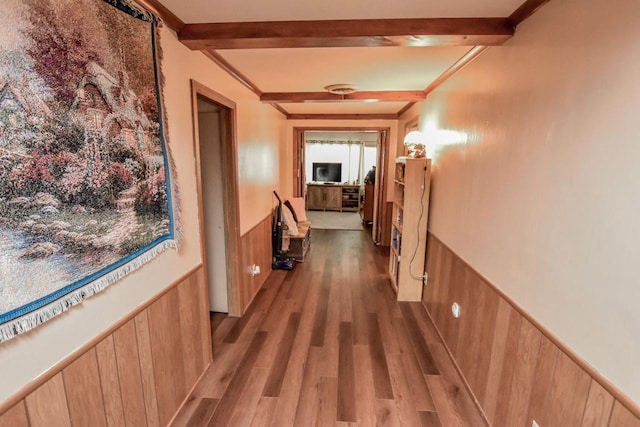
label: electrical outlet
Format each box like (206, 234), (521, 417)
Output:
(532, 420), (540, 427)
(451, 302), (461, 318)
(249, 264), (260, 276)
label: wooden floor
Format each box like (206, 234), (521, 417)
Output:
(171, 229), (486, 427)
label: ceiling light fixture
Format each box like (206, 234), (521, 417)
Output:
(324, 84), (358, 95)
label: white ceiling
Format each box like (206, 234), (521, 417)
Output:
(158, 0), (525, 116)
(159, 0), (524, 23)
(217, 46), (471, 93)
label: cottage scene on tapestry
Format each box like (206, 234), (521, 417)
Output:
(0, 0), (178, 342)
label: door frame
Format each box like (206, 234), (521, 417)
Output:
(190, 80), (243, 317)
(374, 129), (388, 244)
(292, 126), (391, 243)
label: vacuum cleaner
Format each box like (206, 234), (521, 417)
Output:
(272, 191), (295, 270)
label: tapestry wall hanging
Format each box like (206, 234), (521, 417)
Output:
(0, 0), (179, 342)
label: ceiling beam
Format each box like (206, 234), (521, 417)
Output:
(260, 91), (426, 103)
(269, 103), (291, 117)
(393, 46), (491, 119)
(396, 102), (416, 117)
(424, 45), (489, 96)
(202, 51), (263, 97)
(179, 18), (514, 50)
(287, 113), (399, 120)
(509, 0), (552, 26)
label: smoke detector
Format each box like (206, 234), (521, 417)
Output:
(324, 84), (358, 95)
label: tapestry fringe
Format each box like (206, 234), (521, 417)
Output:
(0, 240), (176, 344)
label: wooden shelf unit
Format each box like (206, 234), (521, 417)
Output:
(341, 186), (360, 212)
(361, 182), (374, 223)
(307, 184), (360, 212)
(388, 157), (431, 301)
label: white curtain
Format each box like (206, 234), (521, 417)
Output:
(305, 132), (379, 184)
(362, 146), (376, 182)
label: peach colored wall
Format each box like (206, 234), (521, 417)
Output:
(0, 27), (287, 405)
(160, 32), (288, 235)
(412, 0), (640, 403)
(237, 103), (289, 234)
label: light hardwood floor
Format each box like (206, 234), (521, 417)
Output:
(172, 229), (486, 426)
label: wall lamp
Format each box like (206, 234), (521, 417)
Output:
(403, 130), (428, 158)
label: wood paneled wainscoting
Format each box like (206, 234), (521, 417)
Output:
(423, 233), (640, 426)
(0, 266), (212, 427)
(239, 214), (273, 314)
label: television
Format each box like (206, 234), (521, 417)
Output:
(312, 162), (342, 183)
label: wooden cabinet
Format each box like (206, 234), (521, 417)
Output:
(325, 187), (342, 210)
(307, 185), (325, 210)
(307, 185), (341, 211)
(389, 158), (431, 301)
(307, 184), (360, 212)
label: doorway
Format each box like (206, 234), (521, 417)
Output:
(293, 127), (389, 243)
(191, 80), (243, 317)
(197, 97), (228, 312)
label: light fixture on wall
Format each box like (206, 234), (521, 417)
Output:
(403, 130), (427, 158)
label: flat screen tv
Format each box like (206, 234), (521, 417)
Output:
(312, 162), (342, 183)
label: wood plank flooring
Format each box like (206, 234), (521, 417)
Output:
(172, 229), (486, 427)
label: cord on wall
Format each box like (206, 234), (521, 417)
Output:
(408, 164), (428, 283)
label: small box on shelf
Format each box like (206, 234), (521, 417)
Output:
(396, 208), (403, 228)
(395, 160), (406, 183)
(391, 226), (402, 256)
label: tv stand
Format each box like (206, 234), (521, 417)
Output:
(307, 183), (360, 212)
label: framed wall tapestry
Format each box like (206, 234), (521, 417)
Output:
(0, 0), (179, 342)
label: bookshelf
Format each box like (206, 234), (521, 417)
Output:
(388, 157), (431, 301)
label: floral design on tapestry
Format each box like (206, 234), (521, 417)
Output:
(0, 0), (176, 341)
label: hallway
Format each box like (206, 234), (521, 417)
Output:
(172, 230), (485, 426)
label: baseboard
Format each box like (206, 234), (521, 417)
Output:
(420, 302), (491, 427)
(167, 362), (212, 426)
